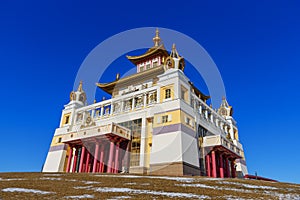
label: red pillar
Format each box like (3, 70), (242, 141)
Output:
(72, 147), (78, 173)
(231, 159), (236, 178)
(99, 144), (105, 173)
(85, 151), (90, 173)
(225, 157), (230, 178)
(79, 146), (86, 172)
(205, 154), (211, 177)
(114, 142), (120, 173)
(66, 145), (73, 173)
(107, 140), (115, 173)
(211, 151), (217, 178)
(93, 142), (100, 173)
(219, 154), (224, 178)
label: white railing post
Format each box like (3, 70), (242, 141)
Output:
(110, 102), (114, 115)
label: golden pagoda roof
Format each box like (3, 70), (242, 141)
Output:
(189, 81), (210, 101)
(96, 65), (165, 95)
(126, 44), (169, 65)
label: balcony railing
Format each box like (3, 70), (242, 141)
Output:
(74, 88), (158, 125)
(61, 122), (131, 143)
(202, 134), (242, 156)
(191, 93), (237, 137)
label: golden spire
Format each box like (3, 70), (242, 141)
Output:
(172, 43), (176, 51)
(170, 43), (180, 58)
(153, 28), (161, 47)
(116, 73), (120, 81)
(77, 80), (83, 92)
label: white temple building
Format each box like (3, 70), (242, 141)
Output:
(43, 29), (248, 178)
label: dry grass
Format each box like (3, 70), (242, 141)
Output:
(0, 173), (299, 199)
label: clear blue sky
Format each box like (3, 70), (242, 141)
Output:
(1, 1), (300, 183)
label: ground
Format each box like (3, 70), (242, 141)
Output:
(0, 173), (299, 199)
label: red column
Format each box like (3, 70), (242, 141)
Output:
(211, 151), (217, 178)
(225, 157), (230, 178)
(79, 146), (86, 172)
(85, 151), (90, 173)
(93, 142), (100, 173)
(66, 145), (73, 173)
(99, 144), (105, 173)
(114, 142), (120, 173)
(219, 154), (224, 178)
(107, 140), (115, 173)
(72, 147), (78, 173)
(231, 159), (236, 178)
(205, 154), (211, 177)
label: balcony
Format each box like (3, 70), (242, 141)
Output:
(61, 122), (131, 143)
(202, 134), (242, 157)
(74, 89), (158, 126)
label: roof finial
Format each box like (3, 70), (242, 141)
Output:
(77, 80), (83, 92)
(116, 73), (120, 81)
(153, 28), (161, 47)
(170, 43), (180, 58)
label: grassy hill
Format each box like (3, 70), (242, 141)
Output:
(0, 173), (299, 199)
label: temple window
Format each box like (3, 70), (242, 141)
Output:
(162, 115), (168, 123)
(65, 116), (69, 124)
(181, 85), (188, 103)
(162, 114), (172, 123)
(165, 89), (171, 99)
(76, 113), (83, 122)
(146, 64), (151, 69)
(62, 113), (71, 126)
(139, 65), (144, 72)
(185, 116), (191, 126)
(153, 61), (158, 67)
(148, 92), (157, 104)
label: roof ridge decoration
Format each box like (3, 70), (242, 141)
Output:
(170, 43), (180, 59)
(77, 80), (83, 92)
(153, 28), (161, 47)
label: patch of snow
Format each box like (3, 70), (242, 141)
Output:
(177, 183), (216, 189)
(147, 176), (195, 183)
(40, 177), (62, 181)
(64, 194), (94, 199)
(124, 182), (136, 185)
(264, 191), (300, 200)
(224, 196), (248, 200)
(83, 181), (100, 184)
(93, 187), (208, 199)
(43, 174), (61, 176)
(66, 179), (78, 182)
(2, 187), (53, 194)
(177, 183), (253, 193)
(107, 196), (131, 200)
(219, 181), (278, 190)
(0, 178), (26, 181)
(74, 186), (93, 189)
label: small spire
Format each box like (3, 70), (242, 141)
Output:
(93, 99), (97, 104)
(116, 73), (120, 81)
(170, 43), (180, 58)
(77, 81), (83, 92)
(153, 28), (161, 47)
